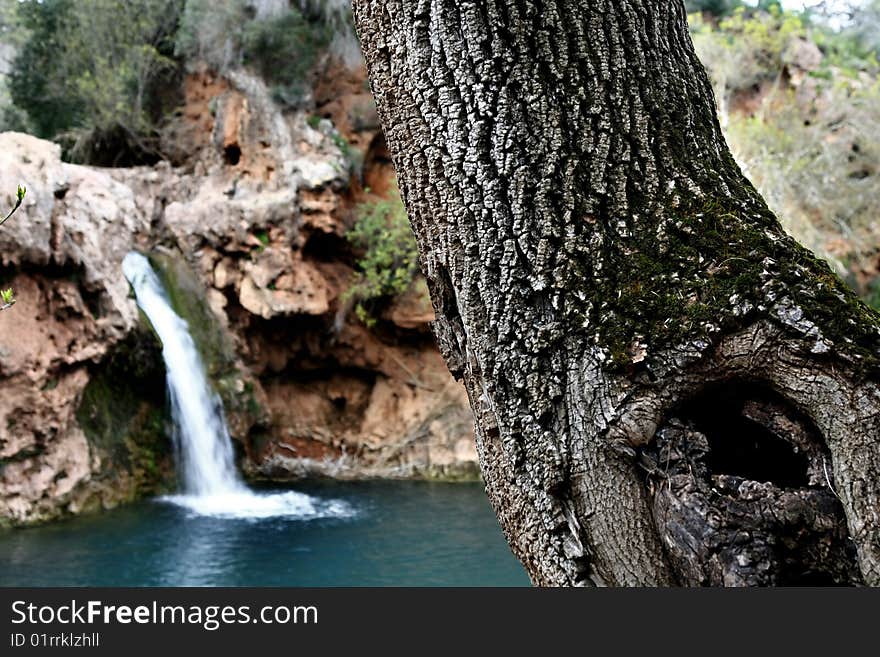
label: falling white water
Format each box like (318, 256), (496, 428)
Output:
(122, 252), (354, 521)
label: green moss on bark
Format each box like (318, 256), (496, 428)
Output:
(573, 191), (880, 372)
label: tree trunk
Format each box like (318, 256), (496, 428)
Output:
(353, 0), (880, 586)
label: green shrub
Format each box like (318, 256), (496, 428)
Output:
(343, 183), (421, 326)
(6, 0), (78, 139)
(241, 8), (330, 107)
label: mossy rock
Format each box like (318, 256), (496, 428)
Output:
(148, 251), (238, 380)
(147, 250), (269, 438)
(75, 328), (175, 497)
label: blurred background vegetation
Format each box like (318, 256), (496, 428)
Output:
(0, 0), (878, 311)
(344, 181), (420, 327)
(2, 0), (182, 165)
(688, 0), (880, 308)
(0, 0), (354, 164)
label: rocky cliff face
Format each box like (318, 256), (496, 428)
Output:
(0, 65), (476, 527)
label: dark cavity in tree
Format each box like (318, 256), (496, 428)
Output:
(677, 381), (812, 488)
(641, 382), (861, 586)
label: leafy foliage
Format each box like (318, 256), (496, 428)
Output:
(7, 0), (183, 164)
(343, 184), (421, 326)
(0, 184), (25, 227)
(176, 0), (331, 108)
(3, 0), (355, 156)
(691, 6), (880, 309)
(240, 8), (330, 107)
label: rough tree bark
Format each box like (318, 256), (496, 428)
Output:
(352, 0), (880, 585)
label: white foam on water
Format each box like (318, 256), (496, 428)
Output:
(158, 490), (356, 521)
(123, 251), (354, 521)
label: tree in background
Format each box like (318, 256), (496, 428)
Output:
(239, 8), (330, 106)
(6, 0), (182, 165)
(355, 0), (880, 585)
(3, 0), (349, 161)
(175, 0), (345, 107)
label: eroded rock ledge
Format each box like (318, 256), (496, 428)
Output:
(0, 66), (476, 527)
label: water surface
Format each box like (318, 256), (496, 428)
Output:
(0, 481), (529, 587)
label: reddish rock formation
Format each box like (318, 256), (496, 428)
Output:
(0, 64), (477, 526)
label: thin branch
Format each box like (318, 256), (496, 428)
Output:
(0, 185), (26, 228)
(0, 186), (25, 310)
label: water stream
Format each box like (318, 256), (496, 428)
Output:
(122, 252), (353, 521)
(0, 481), (529, 586)
(0, 253), (527, 586)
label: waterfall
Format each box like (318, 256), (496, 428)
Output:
(122, 252), (240, 497)
(122, 252), (353, 521)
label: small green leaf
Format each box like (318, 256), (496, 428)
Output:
(1, 185), (25, 226)
(1, 288), (16, 305)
